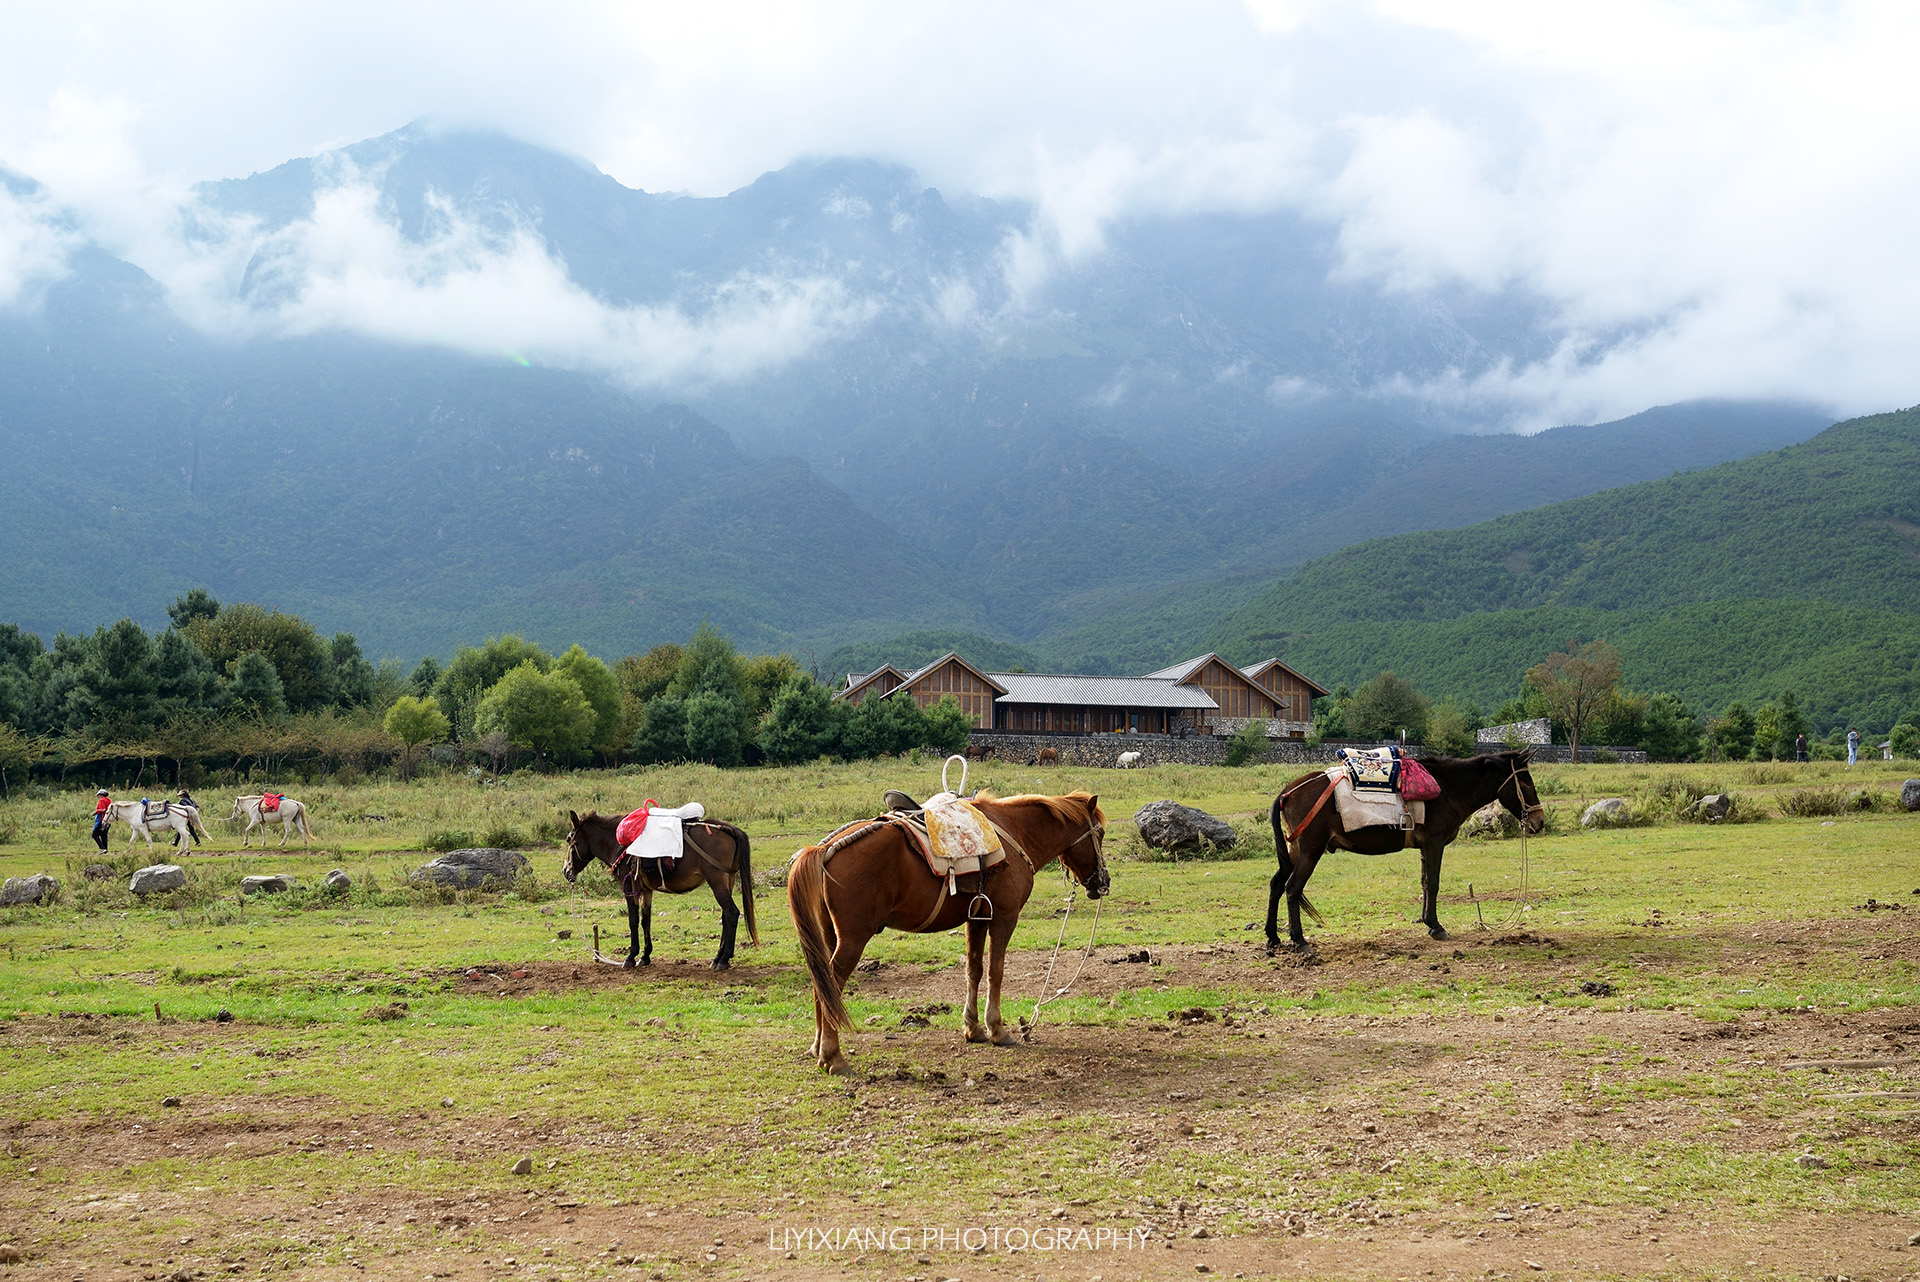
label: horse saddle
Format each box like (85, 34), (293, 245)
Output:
(141, 800), (172, 824)
(1338, 746), (1402, 793)
(622, 802), (706, 862)
(1322, 769), (1423, 833)
(912, 793), (1005, 895)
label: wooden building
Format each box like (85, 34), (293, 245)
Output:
(836, 650), (1329, 738)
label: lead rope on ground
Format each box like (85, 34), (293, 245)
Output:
(1019, 865), (1102, 1041)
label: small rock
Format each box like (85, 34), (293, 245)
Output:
(440, 1097), (454, 1108)
(410, 849), (531, 889)
(1908, 1232), (1920, 1247)
(1196, 1267), (1213, 1275)
(324, 869), (351, 894)
(0, 1245), (22, 1263)
(161, 1096), (182, 1108)
(361, 1001), (409, 1022)
(129, 864), (187, 896)
(1190, 1226), (1210, 1239)
(557, 929), (572, 940)
(0, 873), (59, 906)
(1133, 800), (1237, 852)
(1901, 779), (1920, 813)
(1580, 798), (1632, 829)
(1795, 1152), (1827, 1169)
(82, 863), (114, 881)
(240, 874), (295, 895)
(1683, 793), (1733, 822)
(214, 1009), (233, 1023)
(511, 1157), (533, 1175)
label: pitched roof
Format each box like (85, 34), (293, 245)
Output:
(1238, 657), (1332, 699)
(890, 652), (1007, 696)
(833, 663), (906, 702)
(1141, 653), (1217, 683)
(989, 672), (1217, 710)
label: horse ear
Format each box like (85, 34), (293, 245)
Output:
(1085, 794), (1099, 817)
(568, 810), (580, 827)
(1519, 746), (1536, 764)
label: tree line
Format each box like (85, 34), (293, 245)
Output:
(0, 596), (976, 792)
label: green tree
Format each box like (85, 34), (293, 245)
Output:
(1425, 698), (1480, 755)
(435, 635), (552, 736)
(153, 628), (220, 716)
(1346, 671), (1430, 741)
(1770, 691), (1810, 759)
(330, 634), (379, 708)
(1525, 640), (1622, 763)
(1588, 689), (1649, 749)
(1890, 722), (1920, 759)
(616, 644), (683, 705)
(1224, 718), (1269, 766)
(69, 619), (160, 735)
(1311, 694), (1348, 741)
(631, 695), (689, 765)
(166, 588), (221, 630)
(0, 722), (50, 798)
(184, 603), (336, 711)
(919, 695), (974, 757)
(1708, 702), (1756, 761)
(740, 653), (804, 722)
(758, 675), (835, 765)
(684, 690), (745, 767)
(668, 623), (746, 701)
(552, 645), (624, 760)
(840, 693), (928, 759)
(473, 662), (593, 767)
(1640, 693), (1701, 762)
(0, 624), (46, 732)
(407, 655), (442, 699)
(227, 651), (288, 717)
(383, 694), (450, 780)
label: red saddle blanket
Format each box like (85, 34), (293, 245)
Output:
(260, 793), (284, 813)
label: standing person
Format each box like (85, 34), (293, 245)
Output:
(172, 788), (199, 849)
(1794, 732), (1809, 763)
(91, 790), (112, 851)
(1846, 727), (1861, 767)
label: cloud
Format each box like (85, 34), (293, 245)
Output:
(0, 180), (78, 308)
(0, 2), (1916, 423)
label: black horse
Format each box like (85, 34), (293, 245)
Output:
(1266, 748), (1545, 951)
(563, 810), (758, 969)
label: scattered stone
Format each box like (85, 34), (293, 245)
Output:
(1107, 949), (1152, 964)
(1196, 1266), (1213, 1275)
(129, 864), (187, 896)
(1683, 793), (1733, 822)
(214, 1009), (233, 1023)
(324, 869), (351, 894)
(82, 863), (114, 881)
(1580, 981), (1616, 997)
(409, 848), (531, 889)
(1795, 1152), (1828, 1169)
(511, 1157), (533, 1176)
(1464, 802), (1519, 838)
(161, 1096), (182, 1108)
(0, 873), (59, 906)
(1580, 798), (1632, 828)
(1190, 1226), (1210, 1238)
(557, 929), (572, 940)
(1908, 1232), (1920, 1247)
(361, 1001), (409, 1022)
(0, 1245), (21, 1263)
(1134, 801), (1237, 852)
(240, 874), (295, 895)
(441, 1097), (454, 1108)
(1901, 780), (1920, 813)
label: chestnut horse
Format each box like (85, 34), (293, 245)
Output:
(788, 792), (1110, 1075)
(563, 810), (758, 969)
(1266, 748), (1544, 951)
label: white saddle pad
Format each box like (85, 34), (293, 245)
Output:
(625, 802), (704, 861)
(1326, 770), (1424, 832)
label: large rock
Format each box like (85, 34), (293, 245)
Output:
(1683, 793), (1733, 822)
(411, 848), (531, 889)
(324, 868), (352, 894)
(1581, 798), (1632, 829)
(1, 874), (59, 906)
(1463, 802), (1518, 839)
(240, 875), (296, 895)
(129, 864), (187, 896)
(1133, 801), (1237, 852)
(1902, 780), (1920, 813)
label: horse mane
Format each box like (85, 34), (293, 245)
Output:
(1420, 747), (1533, 771)
(977, 790), (1104, 825)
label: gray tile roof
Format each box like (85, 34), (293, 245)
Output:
(989, 672), (1217, 709)
(1141, 654), (1214, 682)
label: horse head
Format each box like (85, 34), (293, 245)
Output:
(1061, 793), (1111, 899)
(1498, 750), (1547, 833)
(562, 810), (601, 884)
(227, 797), (249, 822)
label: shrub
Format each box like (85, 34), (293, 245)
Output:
(1224, 720), (1268, 767)
(1744, 763), (1793, 786)
(421, 828), (475, 852)
(1779, 787), (1847, 818)
(479, 823), (529, 850)
(532, 814), (569, 844)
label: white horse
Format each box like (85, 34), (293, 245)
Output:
(101, 800), (203, 851)
(1117, 751), (1143, 769)
(229, 794), (313, 848)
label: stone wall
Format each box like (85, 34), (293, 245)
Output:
(966, 731), (1645, 767)
(1477, 717), (1552, 745)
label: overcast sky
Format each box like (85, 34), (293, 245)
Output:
(3, 1), (1918, 427)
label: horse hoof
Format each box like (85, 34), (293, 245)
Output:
(964, 1026), (991, 1044)
(990, 1030), (1018, 1047)
(826, 1058), (855, 1077)
(622, 958), (638, 970)
(710, 960), (731, 971)
(1428, 925), (1450, 941)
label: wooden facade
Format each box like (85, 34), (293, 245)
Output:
(895, 655), (1004, 728)
(1240, 658), (1329, 721)
(997, 705), (1172, 734)
(839, 664), (907, 705)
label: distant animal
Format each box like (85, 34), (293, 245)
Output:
(229, 795), (313, 848)
(787, 791), (1109, 1074)
(1035, 747), (1060, 765)
(563, 810), (757, 970)
(1266, 748), (1543, 951)
(99, 800), (203, 851)
(965, 741), (992, 761)
(1116, 751), (1142, 769)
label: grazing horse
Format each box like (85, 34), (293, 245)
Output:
(229, 795), (313, 848)
(1116, 751), (1142, 769)
(100, 800), (203, 851)
(787, 791), (1110, 1075)
(1034, 747), (1060, 765)
(563, 811), (758, 970)
(1266, 749), (1545, 951)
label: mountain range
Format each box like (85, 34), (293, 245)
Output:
(0, 123), (1846, 685)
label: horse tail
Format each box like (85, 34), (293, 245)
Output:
(786, 844), (848, 1034)
(734, 824), (759, 947)
(1299, 894), (1328, 928)
(296, 803), (313, 839)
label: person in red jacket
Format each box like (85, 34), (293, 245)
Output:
(91, 790), (113, 852)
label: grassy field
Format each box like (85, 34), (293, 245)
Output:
(1, 756), (1917, 1281)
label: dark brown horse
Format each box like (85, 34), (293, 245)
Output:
(1266, 749), (1544, 951)
(563, 810), (758, 969)
(787, 792), (1110, 1075)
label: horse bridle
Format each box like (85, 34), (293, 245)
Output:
(1504, 757), (1546, 829)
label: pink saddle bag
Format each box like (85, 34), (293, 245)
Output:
(1399, 758), (1441, 801)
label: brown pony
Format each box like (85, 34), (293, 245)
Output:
(563, 810), (758, 969)
(787, 792), (1110, 1075)
(1266, 749), (1544, 951)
